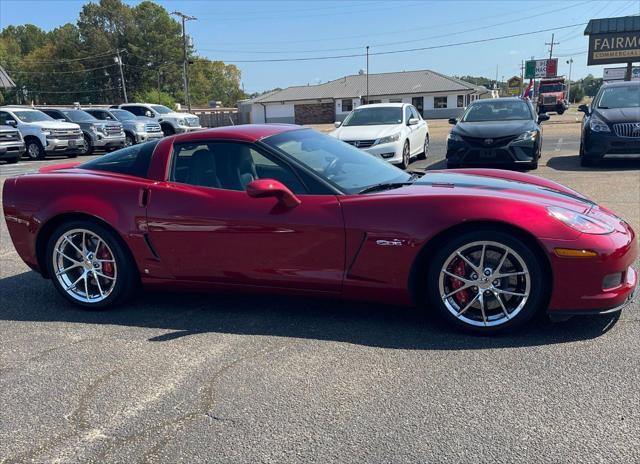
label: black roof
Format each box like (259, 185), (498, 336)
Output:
(584, 15), (640, 34)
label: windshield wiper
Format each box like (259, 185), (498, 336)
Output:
(358, 182), (414, 194)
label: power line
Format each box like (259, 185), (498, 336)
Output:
(199, 1), (591, 55)
(6, 64), (117, 75)
(23, 87), (120, 94)
(204, 22), (589, 64)
(1, 50), (118, 65)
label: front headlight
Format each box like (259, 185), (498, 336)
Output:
(513, 130), (538, 142)
(177, 118), (187, 126)
(135, 123), (146, 132)
(589, 116), (611, 133)
(40, 128), (51, 136)
(447, 132), (462, 142)
(547, 206), (614, 235)
(376, 132), (400, 145)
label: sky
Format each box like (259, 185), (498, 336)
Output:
(1, 0), (638, 93)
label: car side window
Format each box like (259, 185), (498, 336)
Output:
(410, 106), (421, 121)
(126, 106), (144, 117)
(170, 142), (307, 194)
(0, 111), (9, 125)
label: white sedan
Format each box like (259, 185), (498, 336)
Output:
(330, 103), (429, 169)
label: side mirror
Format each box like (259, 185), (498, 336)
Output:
(408, 117), (419, 126)
(537, 113), (550, 123)
(5, 119), (17, 127)
(448, 118), (457, 125)
(334, 121), (341, 128)
(246, 179), (301, 209)
(145, 111), (154, 118)
(577, 104), (589, 115)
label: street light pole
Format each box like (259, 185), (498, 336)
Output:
(115, 49), (128, 103)
(566, 58), (573, 103)
(172, 11), (196, 112)
(366, 45), (369, 104)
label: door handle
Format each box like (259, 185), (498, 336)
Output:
(139, 188), (150, 207)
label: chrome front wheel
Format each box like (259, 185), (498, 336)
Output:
(427, 230), (545, 333)
(438, 241), (530, 327)
(52, 228), (117, 303)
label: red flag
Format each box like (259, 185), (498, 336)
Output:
(523, 79), (534, 100)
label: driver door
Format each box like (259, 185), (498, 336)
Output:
(146, 140), (345, 292)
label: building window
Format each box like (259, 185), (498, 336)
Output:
(434, 97), (448, 109)
(411, 97), (424, 116)
(457, 95), (464, 107)
(341, 99), (353, 112)
(389, 98), (402, 103)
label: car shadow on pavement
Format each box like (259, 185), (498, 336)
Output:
(547, 155), (640, 172)
(0, 271), (622, 351)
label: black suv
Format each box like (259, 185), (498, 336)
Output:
(578, 80), (640, 167)
(446, 97), (549, 170)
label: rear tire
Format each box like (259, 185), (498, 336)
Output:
(45, 220), (138, 309)
(425, 229), (547, 334)
(417, 134), (429, 160)
(398, 140), (410, 170)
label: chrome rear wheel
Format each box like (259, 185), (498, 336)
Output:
(52, 228), (118, 304)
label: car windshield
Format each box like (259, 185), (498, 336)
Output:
(12, 110), (53, 122)
(596, 85), (640, 109)
(263, 129), (410, 194)
(342, 107), (403, 126)
(461, 100), (532, 122)
(62, 109), (97, 122)
(111, 109), (137, 121)
(539, 84), (564, 92)
(150, 105), (172, 114)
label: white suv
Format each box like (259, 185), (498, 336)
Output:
(117, 103), (201, 136)
(0, 107), (85, 160)
(330, 103), (429, 169)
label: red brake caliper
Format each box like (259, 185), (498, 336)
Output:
(450, 258), (469, 306)
(98, 245), (114, 276)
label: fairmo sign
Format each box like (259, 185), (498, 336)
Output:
(588, 32), (640, 65)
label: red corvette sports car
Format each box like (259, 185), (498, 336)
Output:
(3, 125), (637, 332)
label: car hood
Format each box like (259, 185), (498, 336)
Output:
(25, 120), (80, 130)
(393, 171), (595, 213)
(331, 124), (401, 141)
(452, 120), (534, 138)
(161, 112), (198, 120)
(595, 107), (640, 123)
(135, 116), (157, 123)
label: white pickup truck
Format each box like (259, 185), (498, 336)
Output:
(116, 103), (201, 136)
(0, 106), (85, 160)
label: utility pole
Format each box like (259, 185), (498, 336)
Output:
(520, 60), (525, 94)
(545, 33), (559, 59)
(366, 45), (369, 104)
(172, 11), (197, 111)
(566, 58), (573, 103)
(115, 49), (128, 103)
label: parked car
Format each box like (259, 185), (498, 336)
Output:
(38, 108), (125, 155)
(329, 103), (429, 169)
(2, 125), (636, 334)
(446, 97), (549, 170)
(0, 106), (84, 160)
(578, 80), (640, 167)
(116, 103), (201, 136)
(84, 108), (163, 146)
(0, 123), (25, 164)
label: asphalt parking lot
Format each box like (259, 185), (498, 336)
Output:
(1, 119), (639, 463)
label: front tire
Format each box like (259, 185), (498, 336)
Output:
(25, 139), (46, 160)
(45, 220), (138, 309)
(579, 142), (596, 167)
(161, 124), (175, 136)
(398, 140), (410, 170)
(125, 133), (135, 147)
(425, 230), (547, 333)
(81, 134), (93, 155)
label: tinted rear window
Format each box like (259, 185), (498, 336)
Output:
(81, 141), (159, 178)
